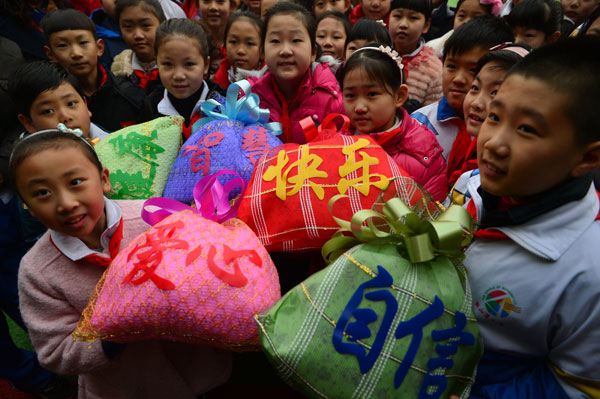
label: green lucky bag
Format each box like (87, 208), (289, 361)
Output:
(255, 189), (483, 399)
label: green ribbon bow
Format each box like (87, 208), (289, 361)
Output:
(322, 194), (473, 264)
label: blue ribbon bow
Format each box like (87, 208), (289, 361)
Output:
(197, 80), (282, 136)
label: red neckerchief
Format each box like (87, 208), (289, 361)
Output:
(271, 73), (308, 143)
(98, 64), (108, 89)
(50, 218), (124, 268)
(449, 137), (478, 186)
(446, 121), (472, 181)
(369, 123), (403, 147)
(182, 112), (202, 140)
(133, 69), (159, 89)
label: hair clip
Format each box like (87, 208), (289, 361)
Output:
(56, 123), (84, 137)
(479, 0), (503, 16)
(489, 42), (531, 58)
(376, 19), (386, 27)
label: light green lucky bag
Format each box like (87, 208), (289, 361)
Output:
(256, 188), (483, 399)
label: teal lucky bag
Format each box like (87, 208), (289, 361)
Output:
(255, 185), (482, 399)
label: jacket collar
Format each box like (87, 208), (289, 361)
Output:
(471, 175), (598, 261)
(157, 81), (209, 119)
(49, 197), (121, 261)
(436, 95), (461, 122)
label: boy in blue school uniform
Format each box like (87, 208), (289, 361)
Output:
(449, 36), (600, 398)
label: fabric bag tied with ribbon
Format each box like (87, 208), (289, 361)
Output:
(74, 171), (281, 350)
(163, 81), (284, 204)
(255, 182), (483, 399)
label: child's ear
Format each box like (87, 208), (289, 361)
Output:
(44, 45), (57, 63)
(82, 96), (92, 118)
(422, 18), (432, 35)
(570, 141), (600, 178)
(311, 44), (318, 63)
(547, 30), (561, 44)
(17, 114), (37, 134)
(96, 38), (105, 57)
(101, 167), (111, 193)
(203, 56), (211, 79)
(395, 84), (409, 108)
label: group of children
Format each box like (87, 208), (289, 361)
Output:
(1, 0), (600, 397)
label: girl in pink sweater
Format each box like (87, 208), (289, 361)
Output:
(341, 45), (448, 200)
(11, 129), (231, 399)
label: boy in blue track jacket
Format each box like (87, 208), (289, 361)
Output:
(448, 36), (600, 399)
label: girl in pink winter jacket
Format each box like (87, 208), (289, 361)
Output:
(340, 45), (448, 201)
(247, 1), (345, 144)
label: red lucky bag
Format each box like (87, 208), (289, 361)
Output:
(237, 132), (425, 252)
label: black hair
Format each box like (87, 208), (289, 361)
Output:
(115, 0), (166, 25)
(9, 130), (103, 193)
(443, 15), (514, 58)
(345, 18), (392, 48)
(475, 42), (531, 73)
(455, 0), (493, 16)
(224, 11), (264, 46)
(316, 11), (352, 37)
(390, 0), (433, 21)
(263, 2), (317, 50)
(506, 0), (561, 37)
(40, 8), (98, 43)
(7, 61), (83, 117)
(340, 44), (404, 95)
(506, 36), (600, 146)
(1, 0), (72, 27)
(579, 5), (600, 34)
(155, 18), (210, 61)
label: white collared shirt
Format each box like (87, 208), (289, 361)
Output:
(157, 81), (209, 121)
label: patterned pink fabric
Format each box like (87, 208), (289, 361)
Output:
(85, 211), (280, 350)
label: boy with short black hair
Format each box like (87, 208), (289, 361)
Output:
(411, 16), (513, 178)
(450, 36), (600, 398)
(41, 8), (149, 132)
(506, 0), (562, 48)
(8, 61), (108, 139)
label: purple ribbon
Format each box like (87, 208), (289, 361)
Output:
(142, 170), (246, 226)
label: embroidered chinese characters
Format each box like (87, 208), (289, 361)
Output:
(333, 266), (475, 399)
(109, 129), (165, 199)
(263, 138), (391, 201)
(182, 131), (225, 175)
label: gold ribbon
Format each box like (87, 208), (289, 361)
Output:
(322, 194), (473, 264)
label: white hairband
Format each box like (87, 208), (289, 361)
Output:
(351, 45), (404, 79)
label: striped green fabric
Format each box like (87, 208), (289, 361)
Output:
(256, 243), (482, 399)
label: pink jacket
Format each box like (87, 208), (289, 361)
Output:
(247, 63), (345, 144)
(404, 44), (443, 107)
(369, 108), (448, 201)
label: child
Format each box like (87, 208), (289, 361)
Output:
(214, 11), (264, 89)
(348, 0), (392, 28)
(40, 9), (149, 132)
(449, 43), (529, 186)
(448, 36), (600, 399)
(239, 0), (262, 15)
(389, 0), (443, 110)
(197, 0), (234, 55)
(341, 45), (448, 200)
(11, 129), (232, 399)
(426, 0), (502, 57)
(90, 0), (129, 68)
(313, 0), (351, 19)
(316, 11), (351, 61)
(344, 17), (392, 60)
(8, 61), (108, 139)
(154, 18), (226, 139)
(248, 2), (345, 144)
(506, 0), (562, 48)
(411, 16), (513, 178)
(561, 0), (597, 28)
(112, 0), (165, 92)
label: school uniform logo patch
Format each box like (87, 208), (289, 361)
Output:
(475, 286), (522, 319)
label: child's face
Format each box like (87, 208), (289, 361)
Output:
(45, 30), (103, 79)
(158, 36), (209, 100)
(261, 0), (277, 19)
(16, 146), (111, 249)
(463, 62), (505, 136)
(561, 0), (598, 26)
(226, 19), (262, 70)
(345, 39), (368, 60)
(264, 14), (316, 96)
(316, 17), (347, 60)
(198, 0), (232, 33)
(119, 5), (161, 63)
(442, 46), (488, 116)
(343, 67), (407, 133)
(477, 74), (584, 199)
(18, 82), (92, 136)
(314, 0), (350, 18)
(389, 8), (430, 55)
(512, 26), (547, 48)
(453, 0), (488, 29)
(587, 15), (600, 35)
(101, 0), (117, 19)
(244, 0), (261, 14)
(361, 0), (391, 20)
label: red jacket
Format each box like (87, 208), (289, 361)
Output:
(368, 108), (448, 201)
(348, 5), (390, 28)
(247, 63), (345, 144)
